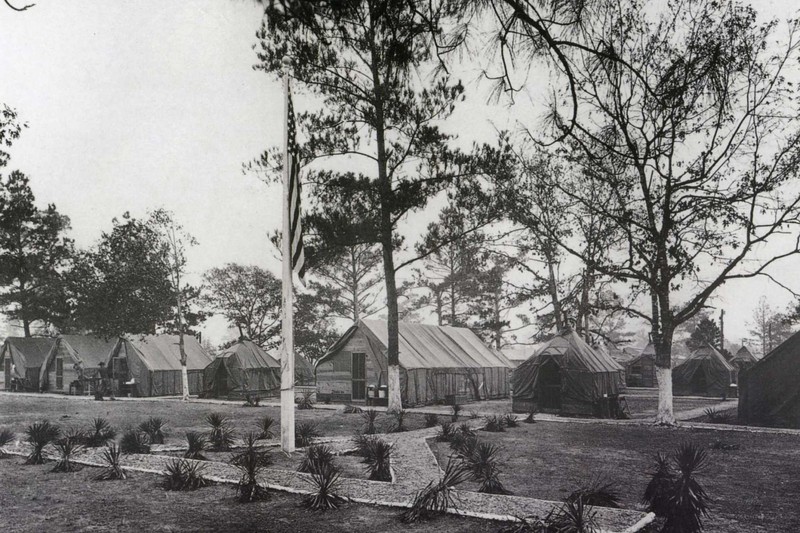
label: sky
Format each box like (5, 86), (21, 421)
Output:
(1, 0), (799, 348)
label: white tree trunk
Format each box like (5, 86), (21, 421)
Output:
(181, 364), (189, 401)
(387, 364), (402, 412)
(655, 366), (676, 425)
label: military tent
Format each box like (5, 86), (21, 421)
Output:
(730, 346), (757, 374)
(203, 339), (281, 399)
(503, 343), (546, 368)
(625, 343), (657, 388)
(1, 337), (55, 391)
(39, 335), (117, 394)
(511, 329), (626, 417)
(672, 344), (735, 397)
(316, 319), (514, 406)
(109, 334), (213, 396)
(738, 331), (800, 428)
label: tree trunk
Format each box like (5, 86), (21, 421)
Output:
(23, 318), (31, 338)
(652, 291), (676, 425)
(176, 260), (189, 401)
(546, 254), (563, 331)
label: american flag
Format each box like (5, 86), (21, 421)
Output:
(286, 85), (306, 286)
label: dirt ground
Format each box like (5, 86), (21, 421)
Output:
(0, 458), (505, 533)
(430, 421), (800, 533)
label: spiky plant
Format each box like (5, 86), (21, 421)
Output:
(64, 427), (89, 446)
(94, 443), (127, 481)
(138, 417), (167, 445)
(704, 408), (732, 424)
(389, 409), (407, 433)
(295, 422), (320, 448)
(643, 452), (674, 517)
(483, 415), (505, 432)
(663, 443), (711, 533)
(231, 432), (272, 502)
(343, 404), (363, 414)
(523, 405), (537, 424)
(184, 432), (209, 461)
(51, 436), (85, 473)
(566, 477), (621, 508)
(498, 515), (549, 533)
(502, 414), (519, 428)
(451, 403), (461, 422)
(0, 428), (15, 458)
(424, 413), (439, 428)
(435, 422), (455, 442)
(364, 439), (393, 482)
(256, 415), (275, 440)
(242, 393), (261, 407)
(400, 456), (471, 522)
(297, 391), (315, 410)
(162, 458), (212, 491)
(450, 430), (478, 459)
(464, 441), (511, 495)
(205, 413), (235, 451)
(120, 429), (150, 455)
(303, 458), (344, 510)
(352, 433), (375, 459)
(468, 410), (480, 420)
(298, 444), (335, 474)
(25, 420), (61, 465)
(362, 409), (378, 435)
(549, 496), (598, 533)
(86, 418), (116, 447)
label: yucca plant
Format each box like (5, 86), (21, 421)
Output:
(64, 427), (89, 447)
(450, 430), (478, 459)
(400, 456), (471, 522)
(451, 403), (461, 422)
(464, 441), (511, 495)
(0, 428), (15, 458)
(664, 443), (711, 533)
(523, 405), (537, 424)
(163, 458), (212, 491)
(295, 422), (320, 448)
(362, 409), (378, 435)
(343, 404), (363, 414)
(297, 391), (315, 410)
(502, 414), (519, 428)
(51, 436), (85, 473)
(364, 439), (393, 482)
(435, 421), (456, 442)
(643, 452), (674, 518)
(86, 418), (116, 447)
(298, 444), (335, 474)
(352, 433), (376, 459)
(231, 432), (272, 502)
(483, 415), (505, 432)
(303, 458), (344, 510)
(24, 420), (60, 465)
(389, 409), (407, 433)
(566, 476), (621, 508)
(549, 496), (598, 533)
(703, 408), (732, 424)
(184, 432), (208, 461)
(424, 413), (439, 428)
(138, 417), (167, 445)
(468, 410), (480, 420)
(120, 429), (150, 455)
(205, 413), (235, 451)
(498, 515), (549, 533)
(256, 415), (275, 440)
(94, 443), (127, 481)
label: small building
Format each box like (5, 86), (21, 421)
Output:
(316, 319), (514, 406)
(39, 335), (117, 394)
(672, 344), (735, 397)
(625, 343), (657, 388)
(0, 337), (55, 391)
(109, 334), (213, 397)
(730, 345), (757, 374)
(203, 339), (281, 399)
(739, 331), (800, 428)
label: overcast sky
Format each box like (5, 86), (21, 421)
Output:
(1, 0), (798, 347)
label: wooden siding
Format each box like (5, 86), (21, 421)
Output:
(316, 329), (383, 401)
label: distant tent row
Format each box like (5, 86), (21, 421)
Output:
(511, 329), (626, 417)
(316, 320), (514, 407)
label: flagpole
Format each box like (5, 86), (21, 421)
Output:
(280, 55), (296, 452)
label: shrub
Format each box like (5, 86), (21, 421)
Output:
(24, 420), (60, 465)
(163, 459), (212, 491)
(449, 424), (478, 458)
(566, 476), (621, 508)
(451, 403), (461, 422)
(400, 456), (471, 522)
(298, 444), (335, 474)
(389, 409), (407, 433)
(86, 418), (116, 447)
(63, 427), (89, 447)
(304, 459), (344, 511)
(343, 404), (363, 414)
(435, 422), (456, 442)
(138, 417), (167, 445)
(464, 441), (511, 495)
(642, 442), (710, 533)
(231, 432), (272, 502)
(523, 405), (537, 424)
(297, 391), (315, 410)
(363, 439), (393, 482)
(120, 429), (150, 455)
(550, 496), (598, 533)
(483, 415), (505, 432)
(257, 415), (275, 440)
(205, 413), (235, 451)
(362, 409), (378, 435)
(502, 414), (519, 428)
(242, 393), (261, 407)
(51, 436), (85, 473)
(352, 434), (377, 460)
(0, 428), (15, 458)
(184, 432), (209, 461)
(424, 413), (439, 428)
(94, 443), (127, 481)
(295, 422), (320, 448)
(704, 408), (732, 424)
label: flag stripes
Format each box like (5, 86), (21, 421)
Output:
(286, 84), (306, 285)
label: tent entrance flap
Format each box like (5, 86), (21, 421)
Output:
(539, 360), (562, 410)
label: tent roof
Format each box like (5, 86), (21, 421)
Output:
(217, 339), (280, 369)
(679, 343), (734, 371)
(754, 329), (800, 367)
(2, 337), (55, 368)
(733, 345), (757, 364)
(503, 343), (547, 364)
(60, 335), (117, 368)
(321, 320), (514, 370)
(125, 334), (213, 371)
(524, 329), (625, 374)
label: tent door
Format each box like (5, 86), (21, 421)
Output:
(352, 352), (366, 401)
(215, 365), (229, 397)
(539, 360), (562, 410)
(56, 358), (64, 390)
(3, 357), (9, 389)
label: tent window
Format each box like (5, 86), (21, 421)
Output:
(56, 358), (64, 389)
(352, 353), (366, 400)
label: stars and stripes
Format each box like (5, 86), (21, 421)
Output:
(286, 84), (306, 286)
